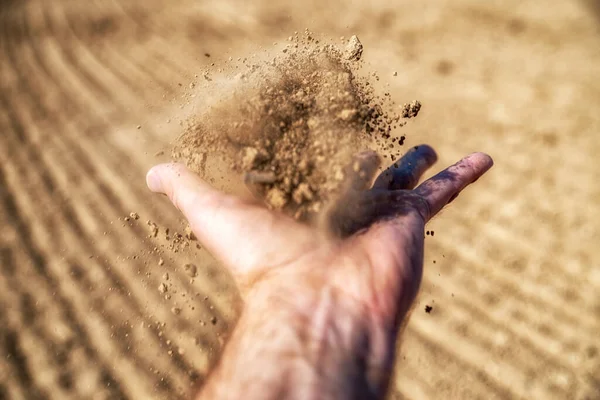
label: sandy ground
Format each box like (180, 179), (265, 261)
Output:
(1, 0), (599, 399)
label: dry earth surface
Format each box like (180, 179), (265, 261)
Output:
(1, 0), (600, 399)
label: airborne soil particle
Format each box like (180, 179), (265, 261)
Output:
(401, 100), (422, 118)
(173, 31), (420, 226)
(183, 264), (198, 277)
(184, 226), (196, 240)
(147, 220), (159, 238)
(344, 35), (363, 61)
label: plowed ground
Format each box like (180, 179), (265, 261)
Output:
(1, 1), (599, 399)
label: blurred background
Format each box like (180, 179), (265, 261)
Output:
(1, 0), (599, 399)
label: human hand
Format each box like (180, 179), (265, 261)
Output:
(146, 145), (493, 400)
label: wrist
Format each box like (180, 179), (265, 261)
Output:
(199, 272), (398, 400)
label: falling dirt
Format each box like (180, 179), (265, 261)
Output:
(173, 32), (414, 223)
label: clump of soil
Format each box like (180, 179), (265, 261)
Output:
(173, 31), (418, 223)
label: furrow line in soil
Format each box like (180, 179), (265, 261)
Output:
(421, 279), (582, 386)
(0, 293), (53, 399)
(0, 245), (126, 399)
(0, 39), (205, 396)
(431, 238), (599, 338)
(460, 209), (599, 310)
(0, 101), (202, 399)
(409, 324), (528, 400)
(15, 27), (229, 332)
(0, 159), (133, 399)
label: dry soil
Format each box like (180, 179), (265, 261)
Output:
(1, 1), (599, 399)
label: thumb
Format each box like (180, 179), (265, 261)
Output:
(146, 163), (317, 283)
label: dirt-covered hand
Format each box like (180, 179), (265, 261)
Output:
(146, 146), (493, 400)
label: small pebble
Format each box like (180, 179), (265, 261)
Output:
(184, 264), (198, 278)
(344, 35), (363, 61)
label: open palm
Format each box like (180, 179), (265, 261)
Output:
(146, 145), (493, 399)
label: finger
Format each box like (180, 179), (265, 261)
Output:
(341, 150), (382, 192)
(320, 151), (381, 234)
(146, 163), (315, 275)
(372, 145), (438, 190)
(414, 152), (493, 221)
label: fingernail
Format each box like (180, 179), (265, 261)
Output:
(146, 168), (163, 192)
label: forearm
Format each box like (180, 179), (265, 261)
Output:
(197, 280), (400, 400)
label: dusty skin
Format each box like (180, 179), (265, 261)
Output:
(1, 1), (600, 400)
